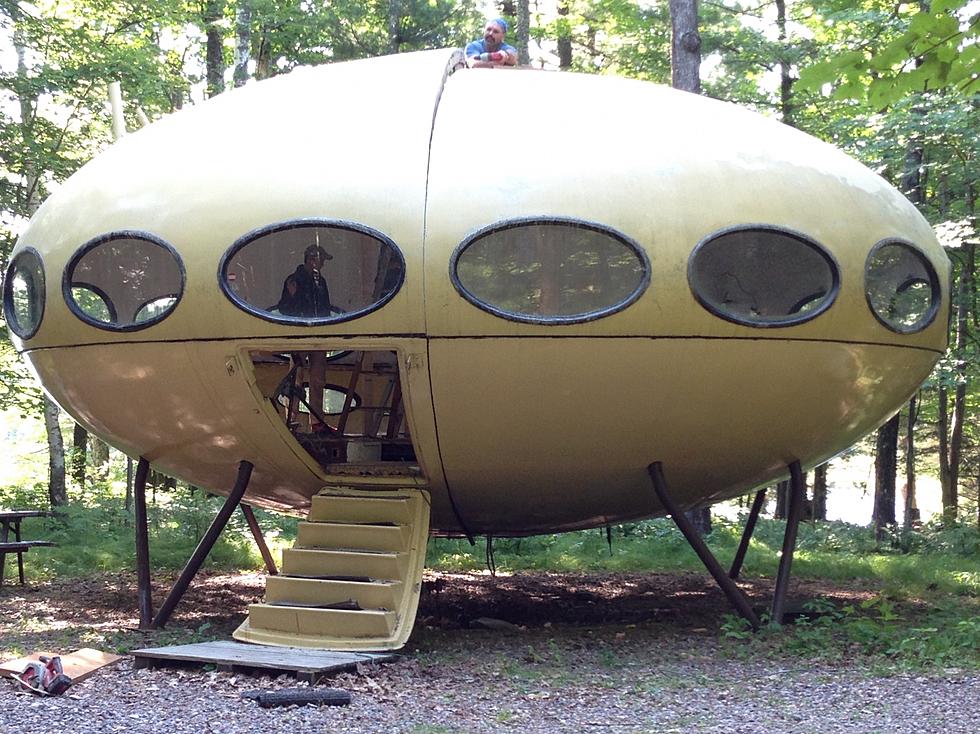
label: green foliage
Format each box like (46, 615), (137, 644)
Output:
(429, 517), (980, 596)
(0, 478), (297, 579)
(797, 0), (979, 106)
(724, 596), (980, 670)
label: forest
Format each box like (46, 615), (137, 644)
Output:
(0, 0), (977, 536)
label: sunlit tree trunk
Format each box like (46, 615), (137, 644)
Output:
(233, 0), (251, 87)
(902, 394), (919, 530)
(557, 1), (572, 70)
(669, 0), (700, 94)
(43, 398), (68, 506)
(669, 0), (708, 534)
(13, 8), (65, 506)
(775, 0), (793, 127)
(205, 0), (226, 97)
(517, 0), (530, 65)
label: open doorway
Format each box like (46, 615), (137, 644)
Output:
(250, 349), (419, 477)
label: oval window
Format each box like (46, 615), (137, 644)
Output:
(65, 232), (184, 330)
(688, 226), (839, 327)
(220, 220), (405, 325)
(3, 248), (45, 339)
(451, 218), (649, 323)
(865, 240), (940, 333)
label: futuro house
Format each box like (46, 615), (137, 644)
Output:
(4, 50), (949, 648)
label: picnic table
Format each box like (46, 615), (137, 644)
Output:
(0, 510), (54, 586)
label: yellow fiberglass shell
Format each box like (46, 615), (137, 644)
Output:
(7, 50), (949, 534)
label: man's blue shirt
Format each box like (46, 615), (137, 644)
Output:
(465, 39), (517, 57)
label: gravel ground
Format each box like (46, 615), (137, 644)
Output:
(2, 628), (978, 733)
(1, 572), (978, 733)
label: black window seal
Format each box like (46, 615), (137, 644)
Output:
(62, 230), (186, 332)
(864, 237), (941, 335)
(218, 218), (406, 327)
(449, 215), (651, 325)
(70, 281), (119, 323)
(3, 247), (45, 340)
(687, 223), (841, 329)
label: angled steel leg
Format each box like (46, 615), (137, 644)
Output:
(771, 460), (805, 625)
(729, 489), (767, 580)
(134, 457), (154, 629)
(648, 463), (760, 629)
(241, 504), (278, 575)
(152, 461), (254, 629)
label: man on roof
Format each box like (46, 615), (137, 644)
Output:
(466, 18), (518, 68)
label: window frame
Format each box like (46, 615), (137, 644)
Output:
(864, 238), (941, 334)
(687, 224), (841, 328)
(3, 247), (46, 340)
(62, 230), (186, 332)
(218, 218), (406, 327)
(449, 215), (651, 325)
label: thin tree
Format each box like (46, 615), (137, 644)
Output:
(873, 414), (899, 542)
(669, 0), (709, 534)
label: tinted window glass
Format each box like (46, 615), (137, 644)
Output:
(3, 248), (45, 339)
(65, 232), (183, 330)
(865, 240), (939, 333)
(452, 219), (648, 323)
(71, 286), (115, 323)
(688, 227), (838, 326)
(221, 221), (404, 324)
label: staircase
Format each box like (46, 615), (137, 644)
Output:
(233, 488), (430, 650)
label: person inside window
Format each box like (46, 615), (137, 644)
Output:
(277, 244), (333, 433)
(278, 244), (332, 318)
(466, 18), (518, 68)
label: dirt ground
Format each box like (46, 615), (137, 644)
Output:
(0, 568), (877, 648)
(2, 571), (978, 734)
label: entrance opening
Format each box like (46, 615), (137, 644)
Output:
(250, 349), (419, 477)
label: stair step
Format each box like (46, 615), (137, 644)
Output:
(297, 521), (409, 552)
(282, 548), (405, 581)
(265, 576), (401, 610)
(246, 603), (397, 639)
(309, 493), (416, 524)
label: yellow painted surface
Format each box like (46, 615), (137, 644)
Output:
(7, 50), (948, 535)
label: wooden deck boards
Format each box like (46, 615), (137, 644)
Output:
(131, 640), (395, 683)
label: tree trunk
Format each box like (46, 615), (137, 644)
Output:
(873, 413), (900, 543)
(71, 423), (88, 489)
(387, 0), (401, 54)
(774, 480), (788, 520)
(945, 239), (975, 524)
(812, 463), (828, 521)
(775, 0), (794, 127)
(669, 0), (700, 93)
(556, 2), (573, 70)
(205, 0), (226, 97)
(517, 0), (531, 65)
(43, 397), (68, 506)
(233, 0), (251, 87)
(667, 0), (707, 534)
(902, 394), (920, 529)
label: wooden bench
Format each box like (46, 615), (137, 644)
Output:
(0, 540), (55, 586)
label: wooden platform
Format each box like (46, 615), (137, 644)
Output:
(131, 640), (395, 683)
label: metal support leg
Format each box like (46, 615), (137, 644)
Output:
(152, 461), (254, 629)
(14, 521), (25, 585)
(134, 457), (154, 629)
(771, 460), (805, 625)
(729, 489), (767, 580)
(648, 463), (760, 629)
(240, 504), (278, 576)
